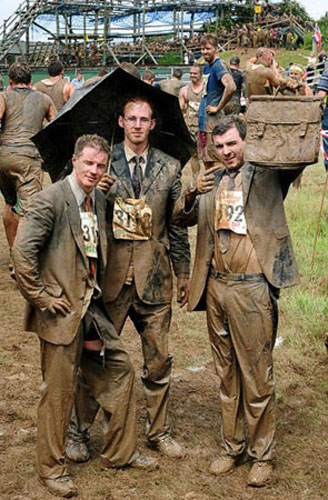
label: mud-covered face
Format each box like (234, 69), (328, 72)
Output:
(201, 43), (217, 64)
(118, 101), (156, 151)
(190, 67), (202, 83)
(72, 146), (108, 193)
(213, 127), (245, 171)
(289, 69), (302, 80)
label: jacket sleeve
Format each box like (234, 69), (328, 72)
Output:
(172, 183), (200, 228)
(12, 191), (57, 310)
(278, 167), (305, 199)
(167, 163), (191, 277)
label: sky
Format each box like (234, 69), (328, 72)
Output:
(0, 0), (327, 28)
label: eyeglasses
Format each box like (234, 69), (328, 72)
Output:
(123, 116), (152, 125)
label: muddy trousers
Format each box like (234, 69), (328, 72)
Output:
(206, 273), (277, 461)
(69, 282), (172, 445)
(37, 306), (137, 480)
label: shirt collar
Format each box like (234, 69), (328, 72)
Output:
(68, 173), (96, 208)
(124, 142), (149, 164)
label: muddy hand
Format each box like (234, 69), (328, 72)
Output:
(196, 165), (218, 194)
(47, 297), (71, 316)
(206, 105), (218, 115)
(98, 173), (115, 194)
(177, 275), (190, 308)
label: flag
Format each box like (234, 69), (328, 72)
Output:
(320, 128), (328, 171)
(312, 23), (322, 51)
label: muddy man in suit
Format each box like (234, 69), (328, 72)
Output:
(12, 134), (157, 498)
(173, 115), (303, 487)
(67, 98), (191, 462)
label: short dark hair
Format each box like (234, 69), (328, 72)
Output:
(230, 56), (240, 66)
(48, 59), (64, 77)
(190, 64), (202, 74)
(74, 134), (110, 158)
(142, 69), (155, 81)
(200, 33), (218, 48)
(8, 62), (31, 85)
(121, 97), (155, 119)
(173, 68), (183, 79)
(97, 68), (108, 77)
(120, 62), (141, 79)
(212, 115), (246, 141)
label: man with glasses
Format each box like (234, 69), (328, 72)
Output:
(67, 97), (191, 462)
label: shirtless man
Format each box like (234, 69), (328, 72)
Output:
(245, 47), (297, 102)
(179, 64), (204, 139)
(0, 62), (57, 266)
(34, 59), (75, 111)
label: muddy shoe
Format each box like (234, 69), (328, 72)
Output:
(209, 453), (246, 476)
(40, 476), (78, 498)
(247, 461), (273, 487)
(129, 454), (159, 471)
(65, 439), (90, 463)
(149, 436), (184, 458)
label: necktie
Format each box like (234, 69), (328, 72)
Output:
(218, 171), (238, 254)
(132, 156), (142, 199)
(83, 194), (92, 212)
(83, 194), (96, 278)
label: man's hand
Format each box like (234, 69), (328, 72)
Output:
(177, 274), (190, 308)
(196, 165), (218, 194)
(46, 297), (72, 316)
(285, 77), (299, 90)
(97, 173), (115, 194)
(206, 105), (218, 115)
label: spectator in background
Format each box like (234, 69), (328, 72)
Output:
(142, 69), (156, 85)
(159, 68), (185, 97)
(225, 56), (245, 115)
(71, 70), (84, 89)
(34, 59), (75, 111)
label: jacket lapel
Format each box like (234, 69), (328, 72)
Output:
(61, 179), (89, 269)
(142, 148), (164, 196)
(111, 143), (134, 198)
(241, 162), (255, 206)
(95, 189), (107, 269)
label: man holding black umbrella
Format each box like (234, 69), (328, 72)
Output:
(67, 96), (191, 462)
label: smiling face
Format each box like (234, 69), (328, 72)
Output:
(190, 66), (202, 84)
(118, 100), (156, 151)
(72, 146), (108, 193)
(212, 126), (245, 171)
(201, 42), (218, 64)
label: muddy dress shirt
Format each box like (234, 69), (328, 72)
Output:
(212, 170), (262, 274)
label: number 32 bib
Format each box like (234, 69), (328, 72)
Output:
(215, 189), (247, 235)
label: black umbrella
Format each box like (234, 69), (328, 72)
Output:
(32, 68), (196, 181)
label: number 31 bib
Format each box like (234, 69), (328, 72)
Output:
(113, 197), (152, 240)
(215, 189), (247, 235)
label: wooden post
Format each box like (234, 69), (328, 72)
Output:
(56, 7), (60, 45)
(142, 5), (146, 44)
(103, 0), (108, 41)
(26, 0), (30, 60)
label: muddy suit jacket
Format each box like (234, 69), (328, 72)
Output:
(173, 162), (301, 311)
(103, 142), (190, 305)
(12, 178), (107, 345)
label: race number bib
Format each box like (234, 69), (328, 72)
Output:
(81, 212), (98, 258)
(113, 198), (152, 240)
(202, 74), (209, 97)
(215, 190), (247, 235)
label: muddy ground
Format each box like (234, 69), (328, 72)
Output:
(1, 166), (328, 500)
